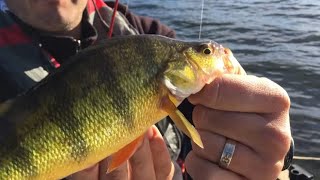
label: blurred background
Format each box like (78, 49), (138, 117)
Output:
(0, 0), (7, 11)
(128, 0), (320, 175)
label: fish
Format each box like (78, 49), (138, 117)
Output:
(0, 35), (245, 180)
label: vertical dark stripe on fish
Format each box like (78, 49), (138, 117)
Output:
(95, 51), (134, 129)
(92, 37), (172, 129)
(45, 82), (89, 163)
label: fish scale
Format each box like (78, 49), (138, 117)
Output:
(0, 35), (244, 179)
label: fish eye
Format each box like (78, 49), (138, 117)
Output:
(203, 48), (212, 55)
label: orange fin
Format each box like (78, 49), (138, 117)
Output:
(161, 95), (204, 148)
(107, 135), (144, 173)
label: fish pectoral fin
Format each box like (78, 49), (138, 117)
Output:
(160, 95), (204, 148)
(107, 135), (144, 173)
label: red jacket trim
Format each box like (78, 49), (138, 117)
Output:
(87, 0), (107, 14)
(0, 24), (31, 47)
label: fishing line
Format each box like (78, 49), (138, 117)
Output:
(199, 0), (205, 39)
(91, 0), (110, 35)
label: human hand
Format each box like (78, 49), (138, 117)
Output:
(185, 74), (292, 180)
(67, 125), (175, 180)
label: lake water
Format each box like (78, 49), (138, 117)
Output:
(129, 0), (320, 162)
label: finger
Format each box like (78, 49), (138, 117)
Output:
(99, 158), (129, 180)
(188, 75), (290, 113)
(67, 164), (99, 180)
(191, 130), (282, 180)
(185, 151), (244, 180)
(129, 128), (156, 180)
(193, 106), (290, 157)
(149, 126), (174, 180)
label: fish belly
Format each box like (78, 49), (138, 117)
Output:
(0, 91), (167, 180)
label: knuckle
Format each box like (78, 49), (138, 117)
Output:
(275, 85), (291, 110)
(263, 123), (292, 161)
(261, 77), (291, 110)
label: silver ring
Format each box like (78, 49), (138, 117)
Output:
(219, 139), (236, 169)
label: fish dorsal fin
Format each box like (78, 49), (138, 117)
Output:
(160, 95), (203, 148)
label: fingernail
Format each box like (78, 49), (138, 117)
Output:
(146, 127), (155, 140)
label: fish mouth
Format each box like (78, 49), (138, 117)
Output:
(222, 48), (246, 75)
(165, 46), (246, 101)
(163, 55), (206, 101)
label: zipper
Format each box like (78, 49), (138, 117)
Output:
(74, 39), (81, 53)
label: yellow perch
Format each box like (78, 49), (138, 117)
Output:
(0, 35), (244, 180)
